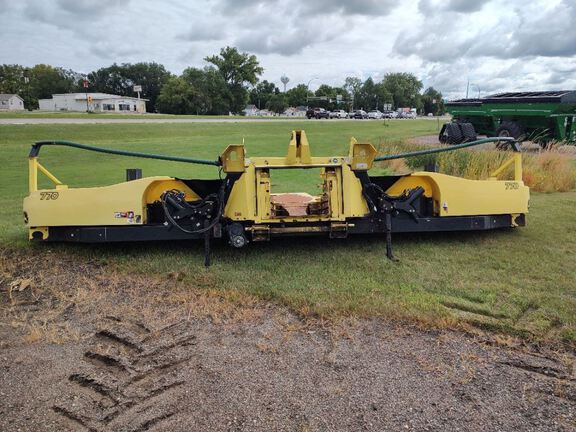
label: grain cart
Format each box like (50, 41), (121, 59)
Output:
(23, 131), (528, 266)
(440, 91), (576, 146)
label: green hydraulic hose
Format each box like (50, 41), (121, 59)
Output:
(30, 140), (221, 166)
(30, 136), (518, 167)
(374, 137), (518, 161)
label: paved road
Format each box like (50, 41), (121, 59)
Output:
(0, 117), (315, 125)
(0, 117), (448, 125)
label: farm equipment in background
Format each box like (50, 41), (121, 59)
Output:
(440, 91), (576, 147)
(23, 131), (529, 266)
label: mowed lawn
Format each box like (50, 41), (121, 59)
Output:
(1, 119), (575, 345)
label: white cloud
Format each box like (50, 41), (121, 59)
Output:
(0, 0), (574, 97)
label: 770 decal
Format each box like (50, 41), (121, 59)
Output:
(40, 192), (59, 200)
(504, 182), (519, 190)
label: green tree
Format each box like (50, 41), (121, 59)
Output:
(155, 77), (195, 115)
(344, 77), (362, 109)
(29, 64), (75, 101)
(0, 64), (77, 109)
(86, 64), (130, 95)
(181, 66), (231, 115)
(381, 72), (423, 109)
(266, 93), (287, 114)
(0, 64), (26, 94)
(285, 84), (312, 107)
(421, 86), (445, 115)
(204, 46), (263, 114)
(311, 84), (350, 110)
(355, 78), (376, 110)
(86, 62), (171, 112)
(249, 80), (279, 110)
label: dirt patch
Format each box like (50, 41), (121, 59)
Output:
(1, 248), (575, 431)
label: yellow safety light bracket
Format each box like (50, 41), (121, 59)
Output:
(349, 140), (377, 171)
(489, 153), (523, 182)
(28, 157), (64, 193)
(285, 130), (312, 164)
(220, 144), (246, 173)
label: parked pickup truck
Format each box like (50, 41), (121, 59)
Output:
(306, 108), (330, 119)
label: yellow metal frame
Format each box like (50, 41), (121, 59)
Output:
(489, 153), (523, 181)
(28, 157), (66, 193)
(24, 130), (530, 235)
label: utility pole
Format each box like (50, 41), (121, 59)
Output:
(83, 78), (89, 112)
(23, 68), (30, 110)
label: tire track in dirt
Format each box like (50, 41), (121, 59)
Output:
(53, 316), (196, 432)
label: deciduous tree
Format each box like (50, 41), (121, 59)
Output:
(381, 72), (423, 109)
(204, 46), (263, 114)
(156, 77), (195, 115)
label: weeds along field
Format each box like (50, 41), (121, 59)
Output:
(378, 140), (576, 192)
(1, 119), (575, 346)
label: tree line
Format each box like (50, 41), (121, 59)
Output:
(0, 46), (445, 115)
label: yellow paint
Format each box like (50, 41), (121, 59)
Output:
(24, 176), (189, 227)
(220, 144), (246, 173)
(24, 130), (530, 234)
(29, 157), (64, 193)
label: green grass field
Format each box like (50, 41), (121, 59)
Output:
(1, 119), (575, 345)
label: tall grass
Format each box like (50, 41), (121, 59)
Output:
(376, 140), (576, 193)
(522, 152), (576, 192)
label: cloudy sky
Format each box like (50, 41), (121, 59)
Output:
(1, 0), (575, 98)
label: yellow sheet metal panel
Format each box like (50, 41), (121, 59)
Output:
(220, 144), (246, 173)
(224, 166), (256, 221)
(24, 176), (178, 227)
(388, 172), (529, 216)
(341, 164), (370, 217)
(349, 142), (377, 171)
(285, 130), (312, 164)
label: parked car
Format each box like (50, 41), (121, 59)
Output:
(367, 110), (383, 119)
(306, 107), (329, 119)
(352, 110), (368, 119)
(329, 109), (348, 119)
(382, 110), (397, 118)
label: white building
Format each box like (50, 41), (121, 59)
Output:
(0, 94), (25, 111)
(38, 93), (147, 113)
(283, 106), (307, 117)
(243, 104), (259, 116)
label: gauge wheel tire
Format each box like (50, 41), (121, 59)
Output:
(495, 121), (523, 149)
(458, 122), (477, 142)
(439, 122), (464, 144)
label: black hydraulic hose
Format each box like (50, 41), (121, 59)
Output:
(30, 140), (221, 166)
(374, 137), (519, 162)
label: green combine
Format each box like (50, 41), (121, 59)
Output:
(440, 91), (576, 147)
